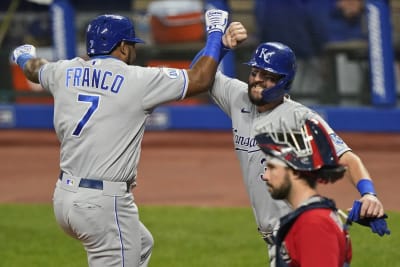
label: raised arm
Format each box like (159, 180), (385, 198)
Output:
(12, 44), (48, 84)
(186, 13), (247, 97)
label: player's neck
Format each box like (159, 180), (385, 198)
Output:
(256, 99), (283, 113)
(287, 185), (318, 209)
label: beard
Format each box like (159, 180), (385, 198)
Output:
(247, 82), (266, 106)
(268, 172), (291, 200)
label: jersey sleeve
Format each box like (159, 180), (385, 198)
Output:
(38, 62), (58, 93)
(209, 71), (247, 118)
(142, 67), (188, 110)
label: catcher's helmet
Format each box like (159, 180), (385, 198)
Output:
(86, 14), (144, 56)
(255, 118), (345, 183)
(245, 42), (296, 103)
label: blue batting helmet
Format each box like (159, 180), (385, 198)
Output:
(245, 42), (296, 103)
(86, 14), (144, 56)
(255, 118), (345, 183)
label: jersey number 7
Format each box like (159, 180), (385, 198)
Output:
(72, 94), (100, 136)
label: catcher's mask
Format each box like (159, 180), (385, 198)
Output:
(254, 118), (345, 183)
(244, 42), (296, 103)
(86, 14), (145, 56)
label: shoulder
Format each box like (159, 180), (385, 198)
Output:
(40, 57), (79, 75)
(213, 72), (247, 93)
(295, 208), (343, 233)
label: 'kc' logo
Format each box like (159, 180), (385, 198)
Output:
(258, 48), (274, 63)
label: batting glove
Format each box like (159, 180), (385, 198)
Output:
(347, 200), (391, 237)
(12, 44), (36, 69)
(205, 9), (228, 34)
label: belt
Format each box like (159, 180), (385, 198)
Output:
(59, 172), (132, 191)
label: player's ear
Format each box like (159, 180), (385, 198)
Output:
(115, 41), (131, 63)
(119, 41), (128, 55)
(291, 169), (301, 179)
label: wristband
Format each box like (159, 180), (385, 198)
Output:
(16, 53), (34, 70)
(356, 179), (376, 196)
(189, 44), (230, 69)
(220, 45), (231, 61)
(203, 31), (223, 62)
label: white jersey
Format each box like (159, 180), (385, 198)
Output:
(39, 56), (188, 183)
(210, 72), (351, 233)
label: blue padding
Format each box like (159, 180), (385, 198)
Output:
(312, 106), (400, 132)
(2, 104), (400, 132)
(0, 104), (55, 129)
(148, 105), (231, 130)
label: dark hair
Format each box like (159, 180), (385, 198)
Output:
(296, 170), (318, 188)
(296, 165), (346, 188)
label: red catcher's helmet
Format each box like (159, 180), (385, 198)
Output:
(255, 118), (345, 183)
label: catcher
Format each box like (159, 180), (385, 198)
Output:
(254, 117), (390, 267)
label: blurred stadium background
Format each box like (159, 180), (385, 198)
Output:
(0, 3), (398, 267)
(0, 0), (400, 131)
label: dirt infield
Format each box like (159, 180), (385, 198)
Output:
(0, 130), (399, 211)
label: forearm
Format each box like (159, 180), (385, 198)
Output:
(340, 151), (371, 187)
(340, 151), (384, 218)
(186, 19), (247, 97)
(23, 58), (48, 84)
(12, 44), (48, 84)
(186, 9), (228, 96)
(186, 56), (218, 96)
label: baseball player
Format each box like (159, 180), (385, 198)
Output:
(254, 117), (353, 267)
(193, 42), (390, 265)
(11, 11), (247, 267)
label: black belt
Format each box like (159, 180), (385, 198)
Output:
(59, 172), (132, 191)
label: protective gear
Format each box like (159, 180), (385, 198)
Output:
(205, 9), (229, 34)
(347, 200), (390, 237)
(86, 14), (144, 56)
(12, 44), (37, 69)
(203, 9), (229, 62)
(255, 118), (346, 183)
(245, 42), (296, 103)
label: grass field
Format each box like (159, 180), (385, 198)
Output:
(0, 204), (398, 267)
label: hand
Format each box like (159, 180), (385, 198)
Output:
(222, 22), (247, 49)
(347, 200), (390, 237)
(205, 9), (229, 34)
(12, 44), (36, 68)
(359, 193), (384, 218)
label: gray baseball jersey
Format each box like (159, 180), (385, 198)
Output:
(40, 57), (188, 183)
(209, 71), (350, 261)
(39, 56), (188, 267)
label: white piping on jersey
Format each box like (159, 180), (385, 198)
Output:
(114, 196), (126, 267)
(178, 69), (188, 99)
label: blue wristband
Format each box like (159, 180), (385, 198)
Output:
(16, 53), (34, 69)
(356, 179), (376, 196)
(203, 31), (223, 62)
(189, 44), (230, 69)
(220, 46), (231, 60)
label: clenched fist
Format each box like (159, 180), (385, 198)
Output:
(222, 22), (247, 49)
(12, 44), (36, 69)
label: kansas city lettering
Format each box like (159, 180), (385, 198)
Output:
(233, 128), (258, 148)
(65, 67), (124, 93)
